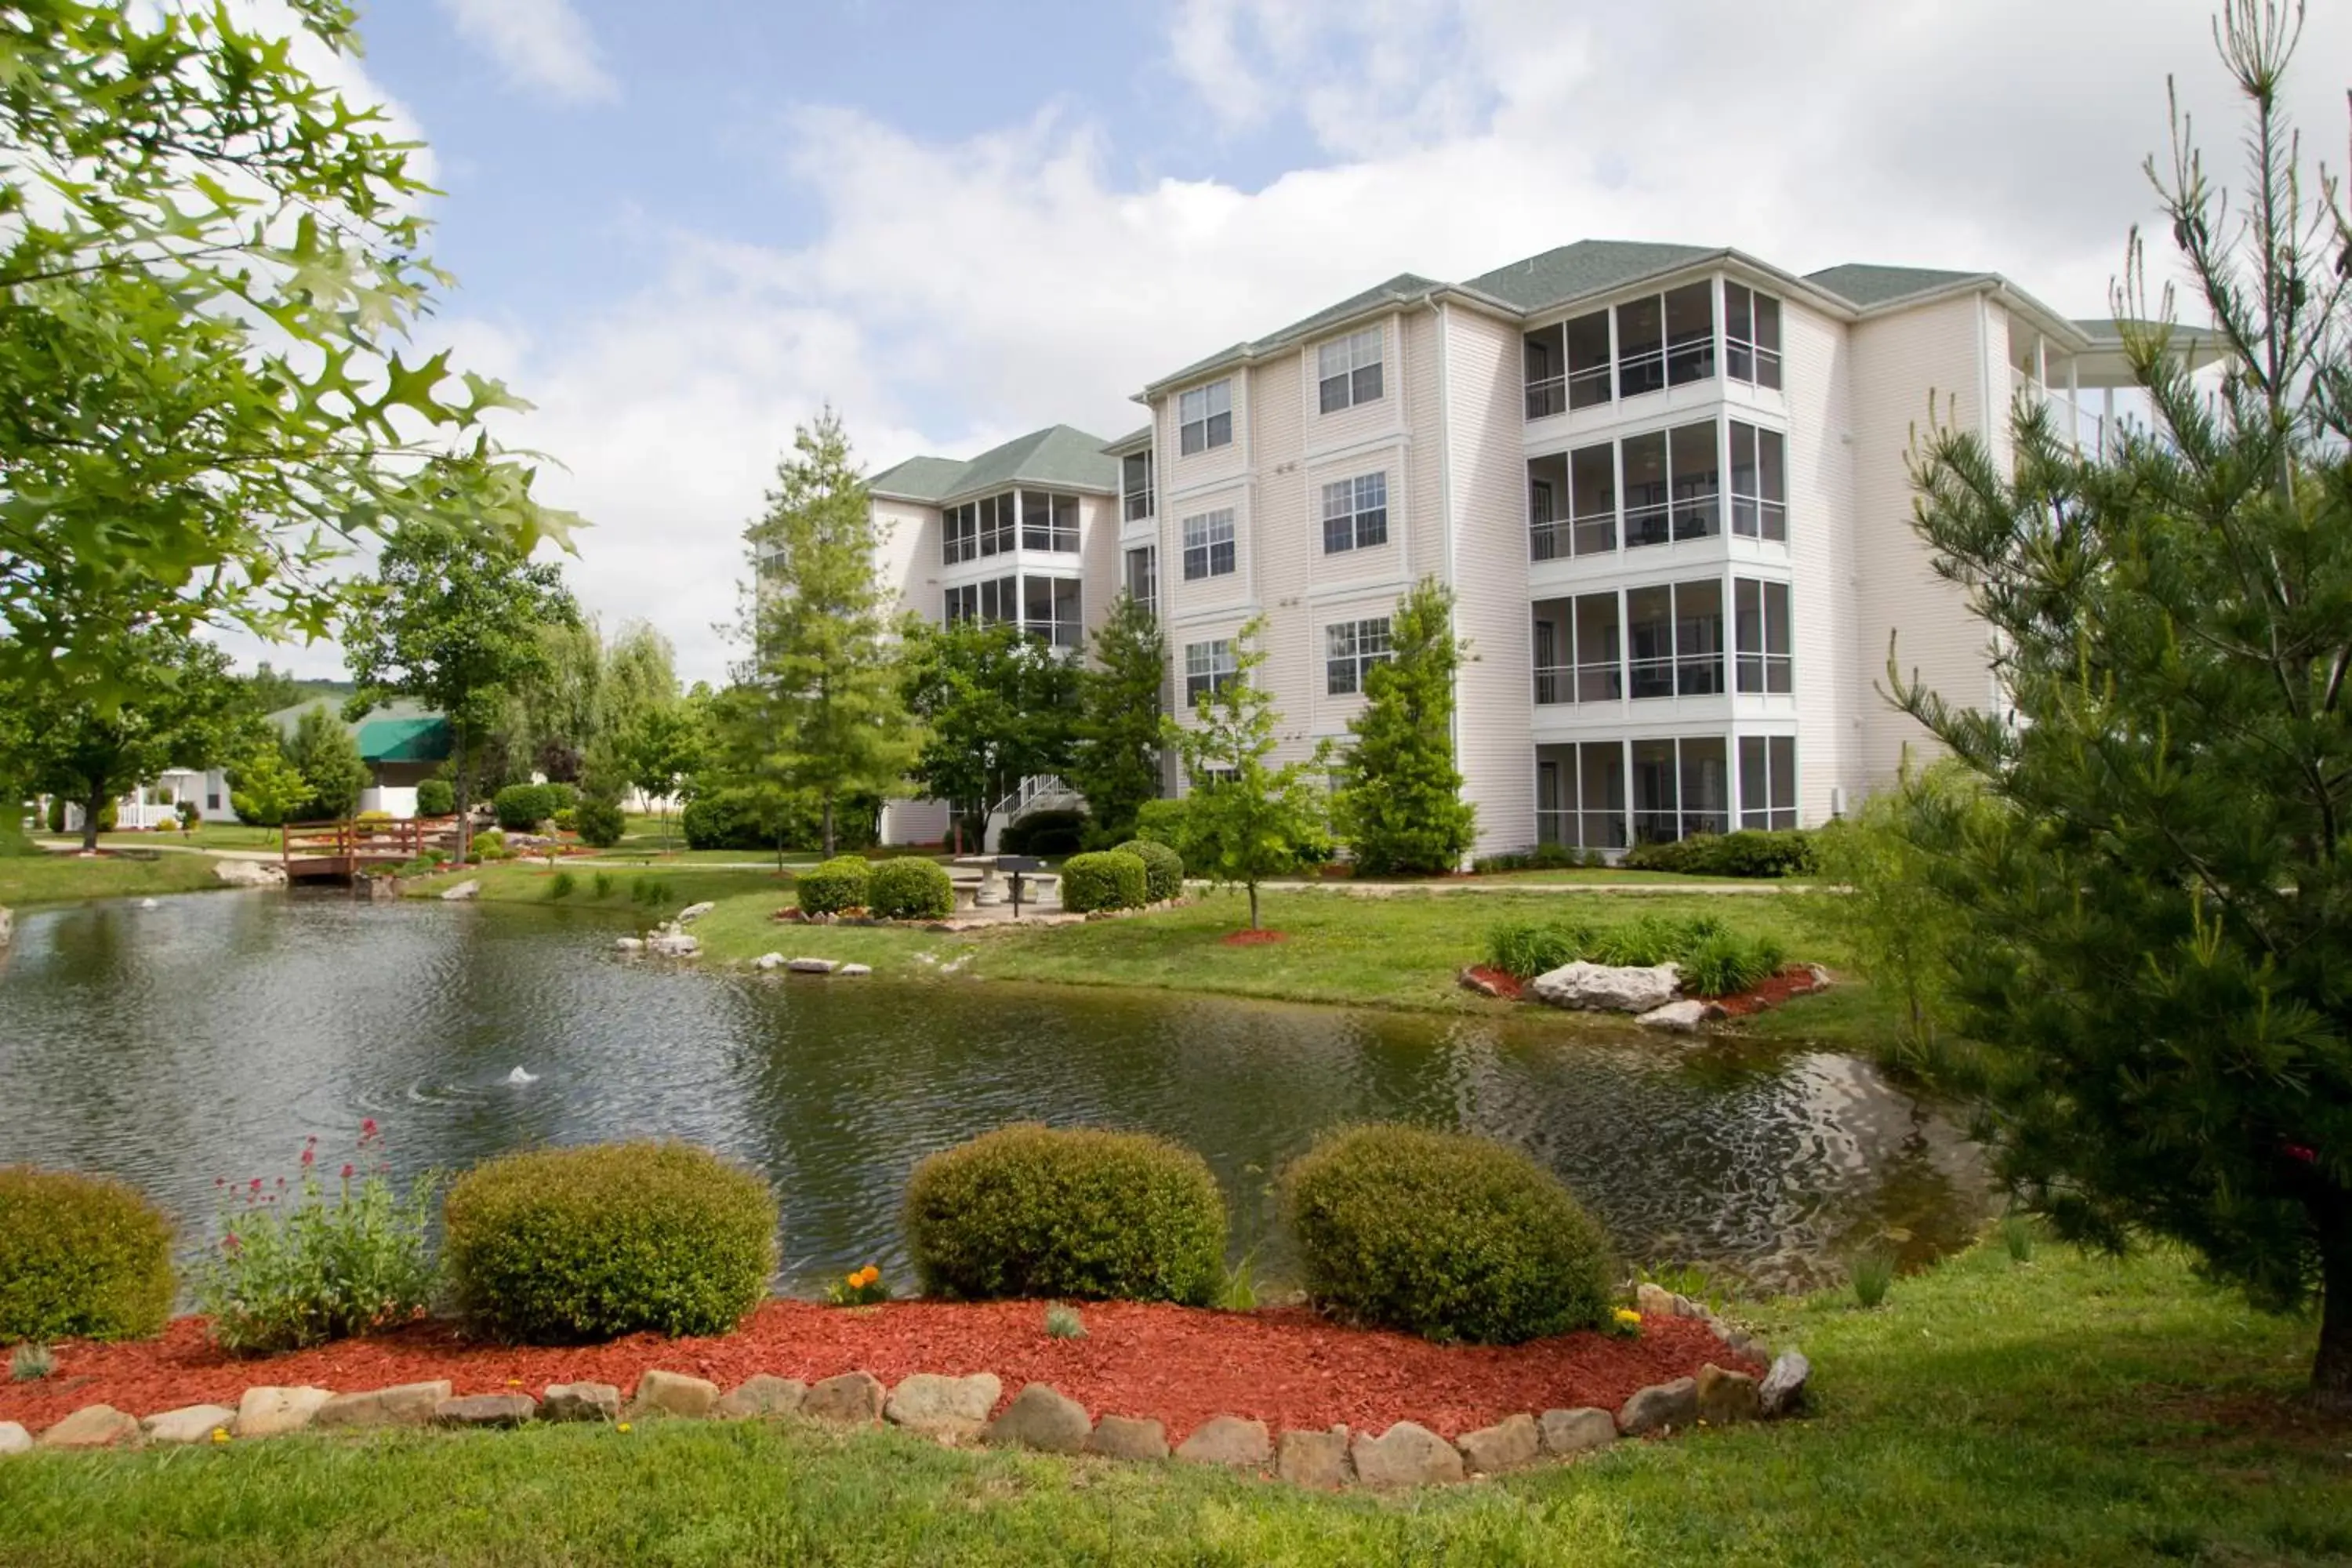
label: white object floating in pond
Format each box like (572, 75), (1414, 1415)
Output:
(139, 898), (159, 909)
(504, 1067), (539, 1085)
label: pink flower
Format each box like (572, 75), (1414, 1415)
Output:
(213, 1176), (224, 1189)
(2286, 1143), (2318, 1164)
(299, 1146), (314, 1169)
(340, 1163), (354, 1180)
(249, 1178), (263, 1193)
(360, 1118), (379, 1140)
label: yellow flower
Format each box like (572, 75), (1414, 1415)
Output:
(846, 1270), (863, 1286)
(209, 1427), (230, 1444)
(1613, 1308), (1642, 1328)
(616, 1421), (633, 1435)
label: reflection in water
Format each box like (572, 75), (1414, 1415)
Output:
(0, 894), (1987, 1293)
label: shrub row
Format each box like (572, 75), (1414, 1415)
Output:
(681, 789), (883, 853)
(795, 855), (869, 915)
(1483, 913), (1787, 995)
(1472, 841), (1610, 873)
(1115, 839), (1184, 902)
(1621, 829), (1816, 878)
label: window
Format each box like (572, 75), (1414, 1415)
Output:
(1569, 444), (1616, 555)
(944, 575), (1018, 626)
(1532, 593), (1622, 706)
(978, 492), (1014, 556)
(1617, 283), (1717, 399)
(1566, 311), (1611, 409)
(1022, 575), (1082, 648)
(1633, 736), (1729, 843)
(1735, 579), (1792, 694)
(1320, 472), (1388, 554)
(945, 583), (975, 624)
(1740, 735), (1798, 829)
(1663, 281), (1715, 386)
(1122, 450), (1155, 521)
(1184, 639), (1237, 706)
(1616, 295), (1664, 399)
(1523, 310), (1613, 422)
(1530, 477), (1559, 561)
(1724, 283), (1784, 390)
(1124, 545), (1157, 604)
(1178, 380), (1232, 455)
(1317, 325), (1384, 413)
(1324, 616), (1392, 696)
(942, 501), (978, 564)
(1729, 423), (1787, 540)
(1627, 579), (1723, 699)
(1181, 508), (1236, 581)
(207, 791), (221, 811)
(1537, 742), (1629, 851)
(1021, 490), (1080, 552)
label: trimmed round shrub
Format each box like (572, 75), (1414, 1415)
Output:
(1000, 808), (1088, 857)
(441, 1141), (778, 1344)
(1112, 839), (1184, 902)
(416, 779), (455, 817)
(1060, 850), (1147, 913)
(905, 1124), (1226, 1305)
(867, 857), (953, 920)
(796, 855), (871, 915)
(1282, 1125), (1610, 1345)
(0, 1167), (175, 1342)
(493, 782), (558, 832)
(573, 797), (626, 848)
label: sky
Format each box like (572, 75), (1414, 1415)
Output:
(243, 0), (2352, 684)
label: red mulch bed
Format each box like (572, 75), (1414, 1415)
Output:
(1221, 929), (1288, 946)
(1459, 964), (1526, 1000)
(1711, 964), (1829, 1018)
(0, 1302), (1751, 1443)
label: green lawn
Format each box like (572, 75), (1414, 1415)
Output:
(0, 851), (234, 908)
(2, 1241), (2341, 1566)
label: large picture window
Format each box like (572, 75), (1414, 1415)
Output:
(1626, 579), (1724, 699)
(1183, 640), (1237, 706)
(1317, 325), (1385, 413)
(1734, 578), (1792, 693)
(1621, 422), (1720, 547)
(944, 575), (1017, 626)
(1537, 741), (1630, 851)
(1324, 616), (1392, 695)
(1181, 508), (1236, 581)
(978, 492), (1014, 556)
(1022, 575), (1082, 649)
(1320, 473), (1388, 554)
(1632, 736), (1729, 842)
(1178, 380), (1232, 456)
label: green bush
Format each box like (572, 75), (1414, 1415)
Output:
(1000, 808), (1088, 857)
(905, 1124), (1226, 1306)
(1132, 797), (1189, 849)
(0, 1167), (175, 1342)
(866, 857), (953, 920)
(1587, 912), (1726, 967)
(681, 786), (880, 853)
(795, 855), (871, 916)
(550, 807), (578, 833)
(1623, 829), (1814, 878)
(493, 783), (559, 833)
(1483, 917), (1596, 979)
(1059, 850), (1147, 913)
(1112, 839), (1184, 902)
(1283, 1125), (1610, 1345)
(416, 779), (455, 817)
(573, 797), (625, 848)
(442, 1141), (778, 1344)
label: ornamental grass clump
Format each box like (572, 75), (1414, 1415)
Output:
(443, 1141), (778, 1344)
(1484, 917), (1595, 980)
(0, 1166), (174, 1343)
(905, 1124), (1226, 1305)
(1677, 930), (1788, 998)
(866, 857), (953, 920)
(1283, 1124), (1611, 1345)
(1058, 850), (1148, 913)
(795, 855), (871, 916)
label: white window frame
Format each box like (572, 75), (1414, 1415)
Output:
(1739, 735), (1798, 829)
(1121, 450), (1155, 521)
(1317, 325), (1385, 414)
(1319, 472), (1389, 554)
(1021, 573), (1083, 650)
(942, 501), (978, 565)
(1181, 507), (1236, 581)
(1724, 282), (1784, 390)
(1729, 421), (1788, 541)
(1734, 577), (1793, 694)
(1184, 639), (1237, 706)
(1178, 380), (1233, 456)
(1324, 616), (1393, 696)
(1124, 544), (1157, 605)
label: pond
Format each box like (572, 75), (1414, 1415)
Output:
(0, 892), (1987, 1295)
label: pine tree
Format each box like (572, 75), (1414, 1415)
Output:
(1069, 591), (1168, 843)
(730, 409), (920, 857)
(1333, 579), (1476, 874)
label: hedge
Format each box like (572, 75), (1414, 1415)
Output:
(681, 787), (880, 853)
(1000, 808), (1087, 857)
(0, 1167), (175, 1343)
(867, 857), (954, 920)
(1112, 839), (1184, 902)
(905, 1124), (1226, 1305)
(796, 855), (871, 916)
(441, 1142), (778, 1344)
(1282, 1125), (1610, 1345)
(572, 797), (626, 848)
(1060, 850), (1147, 913)
(1621, 829), (1815, 878)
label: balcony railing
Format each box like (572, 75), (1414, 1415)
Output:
(1533, 662), (1627, 706)
(1537, 808), (1630, 851)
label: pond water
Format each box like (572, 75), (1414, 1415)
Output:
(0, 892), (1987, 1294)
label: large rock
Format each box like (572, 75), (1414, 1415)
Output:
(1695, 1363), (1762, 1425)
(1350, 1421), (1465, 1489)
(1083, 1414), (1168, 1461)
(982, 1383), (1091, 1454)
(1636, 999), (1726, 1033)
(676, 902), (717, 924)
(717, 1375), (807, 1421)
(801, 1371), (885, 1424)
(314, 1381), (451, 1430)
(884, 1372), (999, 1442)
(1633, 1281), (1679, 1318)
(143, 1404), (240, 1446)
(435, 1394), (538, 1428)
(212, 859), (285, 888)
(1616, 1377), (1698, 1437)
(542, 1382), (622, 1423)
(1538, 1407), (1618, 1457)
(234, 1385), (334, 1439)
(1530, 962), (1681, 1013)
(1759, 1351), (1811, 1417)
(439, 879), (481, 902)
(787, 957), (836, 975)
(0, 1421), (30, 1456)
(0, 906), (13, 946)
(1454, 1412), (1539, 1475)
(1276, 1426), (1352, 1489)
(644, 931), (700, 958)
(1174, 1415), (1270, 1470)
(42, 1405), (141, 1449)
(753, 952), (786, 971)
(628, 1370), (720, 1421)
(839, 963), (873, 978)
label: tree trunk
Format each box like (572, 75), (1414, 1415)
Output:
(80, 783), (105, 852)
(1247, 880), (1260, 931)
(822, 794), (837, 859)
(454, 720), (474, 866)
(2317, 1211), (2352, 1415)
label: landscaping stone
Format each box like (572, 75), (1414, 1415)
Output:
(143, 1404), (239, 1445)
(840, 963), (872, 977)
(1455, 1412), (1539, 1474)
(645, 931), (699, 957)
(802, 1371), (885, 1424)
(753, 952), (786, 970)
(613, 936), (644, 953)
(213, 860), (286, 888)
(0, 906), (13, 947)
(435, 1394), (538, 1428)
(439, 879), (481, 902)
(1275, 1426), (1352, 1489)
(982, 1382), (1091, 1454)
(884, 1372), (999, 1442)
(787, 956), (835, 974)
(1174, 1414), (1271, 1470)
(1617, 1377), (1698, 1436)
(1529, 961), (1681, 1013)
(1634, 1281), (1679, 1317)
(42, 1405), (141, 1450)
(717, 1375), (808, 1420)
(314, 1381), (451, 1430)
(1760, 1351), (1812, 1417)
(1537, 1407), (1619, 1457)
(542, 1382), (622, 1423)
(1083, 1414), (1169, 1461)
(677, 902), (717, 924)
(234, 1385), (334, 1439)
(1696, 1363), (1762, 1425)
(1351, 1421), (1464, 1488)
(1637, 998), (1726, 1033)
(0, 1421), (30, 1456)
(629, 1370), (720, 1420)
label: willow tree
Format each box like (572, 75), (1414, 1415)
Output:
(1893, 1), (2352, 1408)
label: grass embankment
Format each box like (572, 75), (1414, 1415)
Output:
(0, 851), (231, 909)
(2, 1242), (2342, 1566)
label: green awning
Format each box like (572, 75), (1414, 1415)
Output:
(354, 717), (453, 764)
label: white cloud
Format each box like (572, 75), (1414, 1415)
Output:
(435, 0), (618, 106)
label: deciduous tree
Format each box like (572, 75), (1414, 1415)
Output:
(283, 706), (368, 822)
(1067, 592), (1167, 844)
(901, 619), (1079, 848)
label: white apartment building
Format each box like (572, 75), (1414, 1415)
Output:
(872, 239), (2203, 857)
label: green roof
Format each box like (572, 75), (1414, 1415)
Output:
(1151, 273), (1442, 390)
(1461, 241), (1720, 314)
(869, 424), (1120, 505)
(354, 716), (453, 765)
(1805, 263), (1991, 309)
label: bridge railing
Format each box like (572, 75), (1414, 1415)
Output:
(280, 816), (464, 873)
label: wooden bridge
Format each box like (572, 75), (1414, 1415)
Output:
(279, 818), (462, 883)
